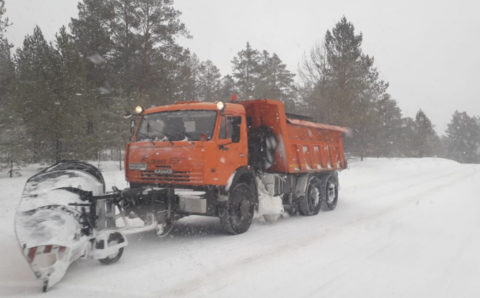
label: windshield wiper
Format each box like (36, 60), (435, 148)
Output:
(162, 136), (174, 145)
(136, 132), (157, 146)
(137, 132), (177, 146)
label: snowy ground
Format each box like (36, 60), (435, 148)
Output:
(0, 158), (479, 297)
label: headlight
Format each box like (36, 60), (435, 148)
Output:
(135, 106), (144, 114)
(129, 163), (147, 171)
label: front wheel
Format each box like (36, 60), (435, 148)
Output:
(220, 183), (255, 235)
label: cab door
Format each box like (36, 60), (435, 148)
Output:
(215, 114), (248, 185)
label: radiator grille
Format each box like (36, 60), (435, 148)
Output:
(140, 168), (203, 185)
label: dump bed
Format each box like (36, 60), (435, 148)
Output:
(239, 99), (347, 174)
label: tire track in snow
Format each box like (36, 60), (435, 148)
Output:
(53, 165), (480, 297)
(153, 166), (480, 297)
(342, 165), (468, 204)
(303, 165), (480, 297)
(341, 159), (458, 191)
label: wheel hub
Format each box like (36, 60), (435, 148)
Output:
(239, 200), (251, 219)
(309, 186), (321, 207)
(327, 183), (336, 204)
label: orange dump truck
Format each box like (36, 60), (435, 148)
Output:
(123, 99), (347, 234)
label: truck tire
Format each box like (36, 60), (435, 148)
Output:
(298, 176), (323, 216)
(321, 174), (339, 211)
(220, 183), (255, 235)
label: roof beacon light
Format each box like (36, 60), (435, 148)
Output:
(216, 101), (225, 111)
(135, 105), (144, 114)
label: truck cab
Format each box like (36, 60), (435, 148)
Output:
(126, 101), (249, 188)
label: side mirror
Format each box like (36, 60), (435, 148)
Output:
(130, 119), (136, 136)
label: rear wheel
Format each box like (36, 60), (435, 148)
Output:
(220, 183), (255, 234)
(322, 174), (339, 211)
(299, 176), (323, 216)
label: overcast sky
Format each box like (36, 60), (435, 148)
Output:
(4, 0), (480, 134)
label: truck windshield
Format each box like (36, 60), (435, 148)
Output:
(136, 110), (217, 141)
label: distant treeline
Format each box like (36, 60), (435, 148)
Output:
(0, 0), (478, 169)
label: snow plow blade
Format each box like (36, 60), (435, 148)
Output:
(14, 161), (126, 291)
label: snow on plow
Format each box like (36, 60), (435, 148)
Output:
(14, 161), (127, 292)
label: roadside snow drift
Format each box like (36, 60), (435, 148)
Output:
(1, 158), (479, 297)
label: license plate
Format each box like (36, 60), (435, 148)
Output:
(154, 168), (173, 175)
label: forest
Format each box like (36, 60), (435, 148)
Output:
(0, 0), (479, 171)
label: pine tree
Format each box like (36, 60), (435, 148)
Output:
(108, 0), (188, 103)
(14, 26), (67, 161)
(173, 51), (201, 101)
(0, 0), (28, 172)
(0, 0), (12, 104)
(445, 111), (480, 163)
(197, 60), (221, 101)
(0, 0), (8, 34)
(68, 0), (189, 157)
(70, 0), (115, 96)
(135, 0), (188, 103)
(398, 117), (418, 157)
(231, 44), (297, 107)
(414, 110), (439, 157)
(373, 94), (403, 156)
(232, 42), (260, 99)
(255, 50), (296, 110)
(300, 17), (388, 158)
(70, 0), (117, 159)
(70, 0), (114, 58)
(218, 75), (237, 100)
(54, 26), (105, 159)
(110, 0), (140, 96)
(0, 0), (12, 106)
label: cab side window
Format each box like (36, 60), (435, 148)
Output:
(230, 116), (241, 143)
(219, 116), (227, 139)
(219, 116), (242, 142)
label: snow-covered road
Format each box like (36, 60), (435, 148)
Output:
(1, 158), (479, 297)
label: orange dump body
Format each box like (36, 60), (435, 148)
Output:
(239, 99), (347, 174)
